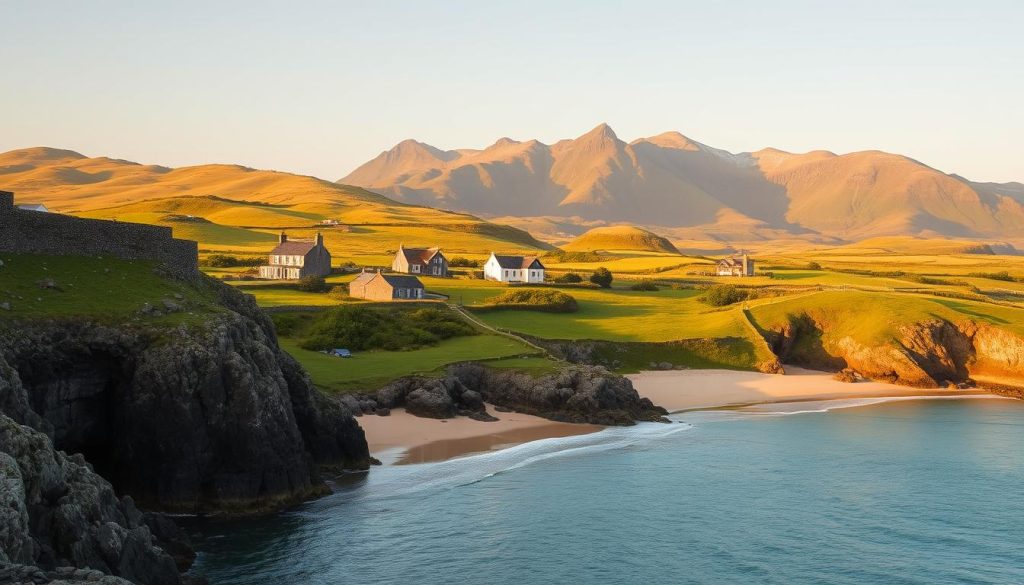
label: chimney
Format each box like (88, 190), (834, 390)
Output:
(279, 232), (288, 244)
(316, 232), (324, 246)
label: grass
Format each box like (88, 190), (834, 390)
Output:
(0, 253), (218, 322)
(278, 334), (537, 392)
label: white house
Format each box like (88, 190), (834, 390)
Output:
(484, 253), (545, 283)
(16, 203), (48, 213)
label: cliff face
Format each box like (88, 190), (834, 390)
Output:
(765, 314), (1024, 389)
(0, 414), (180, 584)
(0, 282), (370, 516)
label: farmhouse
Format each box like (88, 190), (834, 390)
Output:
(716, 254), (755, 277)
(392, 244), (448, 276)
(484, 252), (545, 283)
(349, 270), (425, 301)
(258, 232), (332, 280)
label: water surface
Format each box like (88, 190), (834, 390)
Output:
(190, 397), (1024, 584)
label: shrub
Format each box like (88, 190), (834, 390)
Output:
(291, 306), (477, 351)
(629, 280), (659, 291)
(806, 261), (822, 271)
(555, 272), (583, 284)
(590, 267), (614, 288)
(544, 250), (609, 263)
(480, 289), (579, 313)
(296, 275), (329, 292)
(201, 254), (264, 268)
(449, 257), (479, 268)
(701, 284), (749, 306)
(968, 270), (1016, 282)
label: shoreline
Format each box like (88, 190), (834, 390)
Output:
(360, 367), (1003, 465)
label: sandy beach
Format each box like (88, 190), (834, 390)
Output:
(359, 406), (602, 464)
(627, 366), (988, 412)
(360, 367), (993, 465)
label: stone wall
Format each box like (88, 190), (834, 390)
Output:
(0, 191), (198, 278)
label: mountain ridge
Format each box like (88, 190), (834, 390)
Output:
(340, 124), (1024, 243)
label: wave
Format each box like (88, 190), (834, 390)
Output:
(729, 394), (1010, 416)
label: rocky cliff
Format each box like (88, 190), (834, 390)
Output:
(0, 280), (370, 516)
(0, 414), (182, 584)
(764, 313), (1024, 390)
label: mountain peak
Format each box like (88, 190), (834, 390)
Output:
(386, 139), (457, 163)
(0, 146), (88, 164)
(579, 123), (619, 142)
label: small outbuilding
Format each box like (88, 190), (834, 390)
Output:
(349, 270), (426, 301)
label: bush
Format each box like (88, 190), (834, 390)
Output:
(289, 306), (477, 352)
(544, 250), (609, 263)
(479, 289), (579, 313)
(701, 284), (749, 306)
(806, 261), (822, 271)
(449, 257), (479, 268)
(968, 270), (1016, 282)
(590, 267), (614, 288)
(296, 275), (329, 293)
(201, 254), (264, 268)
(555, 272), (583, 284)
(629, 280), (659, 291)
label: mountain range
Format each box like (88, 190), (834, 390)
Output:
(341, 124), (1024, 243)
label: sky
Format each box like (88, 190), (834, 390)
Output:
(1, 0), (1021, 183)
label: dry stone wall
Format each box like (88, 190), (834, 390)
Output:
(0, 191), (198, 278)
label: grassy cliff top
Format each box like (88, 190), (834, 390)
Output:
(0, 253), (220, 322)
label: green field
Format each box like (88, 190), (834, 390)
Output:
(0, 253), (218, 322)
(278, 334), (538, 392)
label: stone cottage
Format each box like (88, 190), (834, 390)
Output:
(348, 270), (425, 301)
(392, 244), (448, 276)
(259, 232), (332, 280)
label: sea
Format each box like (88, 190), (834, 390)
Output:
(188, 396), (1024, 584)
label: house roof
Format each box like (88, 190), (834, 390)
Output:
(717, 255), (749, 267)
(352, 271), (425, 289)
(400, 246), (443, 265)
(270, 239), (317, 256)
(380, 274), (425, 289)
(492, 254), (544, 269)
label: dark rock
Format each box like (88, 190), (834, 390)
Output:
(0, 414), (179, 585)
(405, 386), (456, 419)
(0, 278), (369, 515)
(375, 408), (391, 416)
(468, 411), (499, 422)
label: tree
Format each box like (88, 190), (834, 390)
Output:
(590, 267), (613, 288)
(296, 275), (329, 292)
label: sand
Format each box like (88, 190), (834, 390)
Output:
(359, 406), (601, 465)
(627, 366), (987, 412)
(361, 367), (992, 465)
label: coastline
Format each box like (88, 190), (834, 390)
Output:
(627, 366), (990, 412)
(361, 367), (999, 465)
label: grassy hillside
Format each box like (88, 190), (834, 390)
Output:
(0, 148), (551, 262)
(562, 225), (680, 254)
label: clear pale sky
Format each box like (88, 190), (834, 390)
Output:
(1, 0), (1021, 183)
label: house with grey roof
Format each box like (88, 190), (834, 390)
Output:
(392, 244), (448, 276)
(483, 252), (545, 283)
(258, 232), (332, 280)
(349, 270), (425, 301)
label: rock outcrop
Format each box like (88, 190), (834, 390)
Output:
(0, 414), (180, 584)
(0, 280), (370, 516)
(764, 313), (1024, 390)
(352, 363), (668, 425)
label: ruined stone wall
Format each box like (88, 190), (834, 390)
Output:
(0, 191), (198, 278)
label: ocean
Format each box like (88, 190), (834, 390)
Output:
(189, 397), (1024, 584)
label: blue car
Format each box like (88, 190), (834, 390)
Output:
(330, 348), (352, 358)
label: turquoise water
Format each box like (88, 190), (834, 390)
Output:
(190, 397), (1024, 584)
